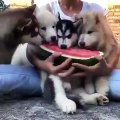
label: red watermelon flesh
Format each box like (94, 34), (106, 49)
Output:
(40, 44), (103, 59)
(39, 44), (104, 66)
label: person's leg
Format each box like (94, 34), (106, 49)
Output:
(109, 69), (120, 100)
(0, 65), (42, 97)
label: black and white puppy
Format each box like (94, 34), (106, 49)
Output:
(56, 14), (78, 49)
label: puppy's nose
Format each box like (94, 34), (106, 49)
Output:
(79, 41), (85, 47)
(60, 44), (67, 49)
(51, 36), (57, 42)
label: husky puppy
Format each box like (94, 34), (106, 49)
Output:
(56, 14), (78, 49)
(0, 4), (42, 64)
(72, 11), (119, 105)
(35, 7), (57, 43)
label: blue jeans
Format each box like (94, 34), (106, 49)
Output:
(109, 69), (120, 100)
(0, 65), (42, 96)
(0, 65), (120, 100)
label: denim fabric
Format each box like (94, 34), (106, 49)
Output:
(0, 65), (42, 96)
(109, 69), (120, 100)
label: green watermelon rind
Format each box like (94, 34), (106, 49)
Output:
(39, 45), (104, 66)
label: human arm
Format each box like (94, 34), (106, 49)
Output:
(58, 43), (120, 78)
(70, 30), (120, 77)
(26, 44), (72, 75)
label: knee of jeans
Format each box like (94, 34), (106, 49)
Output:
(109, 80), (120, 98)
(108, 69), (120, 98)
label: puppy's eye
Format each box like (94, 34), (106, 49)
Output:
(88, 31), (93, 34)
(52, 26), (55, 28)
(41, 27), (46, 31)
(67, 34), (72, 39)
(57, 35), (62, 38)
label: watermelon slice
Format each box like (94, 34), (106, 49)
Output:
(39, 44), (104, 66)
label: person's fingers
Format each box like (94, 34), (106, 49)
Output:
(99, 57), (107, 65)
(70, 72), (87, 77)
(55, 58), (72, 73)
(72, 63), (90, 71)
(95, 56), (106, 64)
(94, 55), (103, 60)
(58, 66), (75, 78)
(47, 52), (61, 62)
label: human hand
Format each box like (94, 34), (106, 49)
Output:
(58, 56), (112, 78)
(39, 52), (72, 75)
(70, 56), (112, 77)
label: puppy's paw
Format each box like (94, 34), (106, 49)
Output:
(57, 99), (76, 114)
(96, 95), (109, 106)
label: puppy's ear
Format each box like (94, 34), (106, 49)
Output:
(95, 12), (106, 25)
(72, 13), (80, 21)
(26, 4), (36, 17)
(27, 4), (36, 12)
(73, 18), (83, 29)
(95, 12), (101, 24)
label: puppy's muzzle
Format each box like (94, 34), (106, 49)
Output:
(79, 41), (85, 47)
(51, 36), (57, 42)
(60, 44), (67, 49)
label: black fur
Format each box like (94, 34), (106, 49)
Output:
(57, 12), (77, 36)
(56, 13), (83, 49)
(43, 77), (55, 103)
(56, 20), (77, 38)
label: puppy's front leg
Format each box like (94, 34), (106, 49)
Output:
(49, 75), (76, 114)
(95, 76), (109, 96)
(84, 76), (95, 94)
